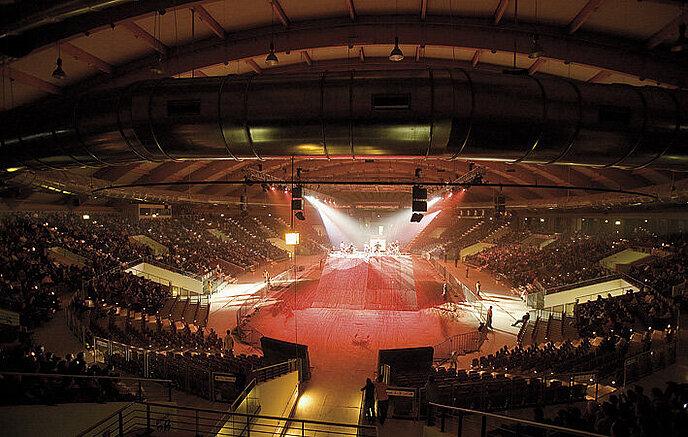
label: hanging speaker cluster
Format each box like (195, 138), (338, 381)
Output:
(411, 185), (427, 222)
(292, 185), (305, 221)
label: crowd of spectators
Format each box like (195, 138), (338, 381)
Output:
(575, 290), (676, 339)
(467, 233), (627, 290)
(0, 341), (134, 405)
(523, 383), (688, 437)
(473, 337), (630, 376)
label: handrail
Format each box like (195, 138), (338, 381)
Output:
(231, 378), (257, 411)
(136, 401), (378, 429)
(429, 402), (608, 437)
(75, 402), (137, 437)
(544, 274), (620, 295)
(0, 371), (172, 384)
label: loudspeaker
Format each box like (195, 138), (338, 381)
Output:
(495, 194), (506, 216)
(292, 186), (303, 199)
(412, 200), (428, 212)
(412, 185), (427, 200)
(291, 199), (303, 211)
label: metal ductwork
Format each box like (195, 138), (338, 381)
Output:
(2, 69), (687, 170)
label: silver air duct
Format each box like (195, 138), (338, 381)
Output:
(1, 69), (686, 170)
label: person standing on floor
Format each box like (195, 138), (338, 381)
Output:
(476, 281), (481, 297)
(465, 266), (469, 278)
(486, 305), (493, 329)
(224, 329), (234, 355)
(361, 378), (376, 423)
(374, 375), (389, 425)
(424, 376), (440, 426)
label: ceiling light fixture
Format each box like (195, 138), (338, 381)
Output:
(266, 42), (279, 65)
(389, 37), (404, 62)
(528, 34), (544, 59)
(52, 43), (66, 80)
(52, 57), (66, 80)
(266, 2), (279, 65)
(670, 23), (688, 53)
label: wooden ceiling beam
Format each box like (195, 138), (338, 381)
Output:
(646, 12), (687, 49)
(346, 0), (356, 21)
(269, 0), (290, 27)
(301, 51), (313, 66)
(1, 66), (61, 94)
(568, 0), (605, 34)
(70, 16), (688, 92)
(587, 70), (611, 83)
(470, 50), (481, 67)
(528, 58), (546, 75)
(421, 0), (428, 21)
(493, 0), (510, 25)
(192, 5), (226, 40)
(120, 21), (168, 55)
(61, 42), (113, 73)
(246, 59), (262, 74)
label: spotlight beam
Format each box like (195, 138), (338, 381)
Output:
(93, 180), (659, 199)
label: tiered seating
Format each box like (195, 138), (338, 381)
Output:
(0, 343), (136, 406)
(394, 367), (588, 412)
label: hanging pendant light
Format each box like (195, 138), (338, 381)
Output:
(150, 54), (165, 75)
(528, 34), (544, 59)
(389, 37), (404, 62)
(265, 42), (279, 65)
(670, 23), (688, 53)
(52, 57), (66, 80)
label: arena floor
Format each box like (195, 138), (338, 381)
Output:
(207, 252), (521, 427)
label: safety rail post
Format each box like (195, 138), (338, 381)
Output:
(195, 409), (200, 437)
(118, 411), (124, 437)
(457, 411), (463, 436)
(480, 415), (487, 437)
(138, 380), (142, 401)
(168, 381), (172, 401)
(441, 409), (446, 432)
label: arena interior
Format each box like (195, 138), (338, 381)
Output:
(1, 1), (688, 436)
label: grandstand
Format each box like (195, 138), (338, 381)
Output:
(1, 1), (688, 436)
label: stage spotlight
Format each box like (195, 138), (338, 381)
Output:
(410, 213), (424, 223)
(295, 211), (305, 221)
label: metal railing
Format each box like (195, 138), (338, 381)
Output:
(418, 371), (597, 415)
(0, 371), (173, 404)
(430, 402), (608, 437)
(76, 401), (378, 437)
(622, 340), (678, 388)
(434, 330), (487, 362)
(428, 257), (488, 322)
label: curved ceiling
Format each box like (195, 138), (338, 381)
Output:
(1, 0), (687, 110)
(1, 0), (687, 210)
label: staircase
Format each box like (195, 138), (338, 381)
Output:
(562, 315), (579, 340)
